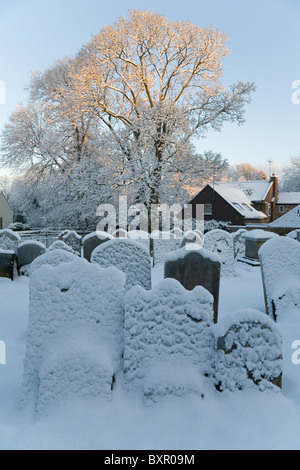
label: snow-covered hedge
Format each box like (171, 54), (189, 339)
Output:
(204, 229), (235, 277)
(213, 309), (282, 392)
(259, 236), (300, 320)
(123, 278), (214, 401)
(91, 238), (152, 291)
(23, 258), (126, 412)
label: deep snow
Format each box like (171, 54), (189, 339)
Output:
(0, 261), (300, 450)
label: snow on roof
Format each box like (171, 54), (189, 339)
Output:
(270, 204), (300, 228)
(215, 180), (272, 202)
(277, 192), (300, 205)
(209, 184), (267, 220)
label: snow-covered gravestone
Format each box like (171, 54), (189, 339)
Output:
(91, 239), (151, 291)
(203, 229), (235, 277)
(47, 240), (76, 254)
(213, 309), (282, 392)
(23, 258), (126, 413)
(123, 279), (214, 403)
(241, 229), (278, 264)
(82, 231), (113, 262)
(151, 231), (181, 266)
(0, 249), (15, 280)
(29, 249), (78, 276)
(17, 241), (46, 275)
(164, 247), (221, 323)
(59, 230), (82, 255)
(232, 229), (246, 259)
(127, 230), (150, 254)
(259, 237), (300, 320)
(0, 229), (21, 254)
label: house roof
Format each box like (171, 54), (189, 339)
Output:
(214, 180), (272, 202)
(270, 204), (300, 228)
(208, 184), (267, 220)
(277, 192), (300, 205)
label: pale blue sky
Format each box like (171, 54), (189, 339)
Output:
(0, 0), (299, 175)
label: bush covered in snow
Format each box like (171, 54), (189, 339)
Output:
(0, 229), (21, 254)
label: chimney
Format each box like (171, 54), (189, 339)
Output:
(270, 173), (278, 200)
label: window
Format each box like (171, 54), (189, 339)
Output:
(233, 203), (243, 211)
(204, 203), (212, 215)
(279, 205), (285, 213)
(242, 203), (254, 212)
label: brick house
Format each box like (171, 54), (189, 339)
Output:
(275, 192), (300, 220)
(188, 175), (279, 226)
(0, 192), (13, 229)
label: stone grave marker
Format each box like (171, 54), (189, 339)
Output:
(17, 241), (46, 274)
(59, 230), (82, 255)
(240, 229), (278, 265)
(151, 231), (181, 266)
(0, 229), (21, 254)
(164, 247), (221, 323)
(203, 229), (235, 277)
(82, 231), (113, 262)
(123, 278), (214, 402)
(0, 249), (16, 280)
(91, 238), (151, 291)
(213, 309), (282, 391)
(259, 236), (300, 320)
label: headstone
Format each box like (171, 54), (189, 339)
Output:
(123, 278), (213, 401)
(23, 258), (126, 413)
(47, 240), (75, 254)
(59, 230), (82, 255)
(213, 309), (282, 391)
(0, 229), (21, 254)
(91, 238), (151, 291)
(164, 247), (221, 323)
(17, 241), (46, 273)
(29, 249), (78, 276)
(127, 230), (150, 253)
(180, 230), (204, 249)
(151, 231), (181, 266)
(297, 230), (300, 243)
(232, 229), (246, 259)
(0, 249), (15, 280)
(82, 231), (113, 261)
(203, 229), (235, 277)
(112, 229), (128, 238)
(240, 229), (278, 265)
(259, 236), (300, 320)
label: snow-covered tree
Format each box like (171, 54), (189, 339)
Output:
(281, 157), (300, 191)
(226, 163), (267, 181)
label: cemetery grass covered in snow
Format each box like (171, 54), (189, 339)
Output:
(0, 228), (300, 449)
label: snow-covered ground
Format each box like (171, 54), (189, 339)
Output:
(0, 261), (300, 450)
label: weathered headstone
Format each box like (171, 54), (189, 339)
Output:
(0, 249), (15, 280)
(151, 231), (181, 266)
(82, 231), (113, 261)
(203, 229), (235, 277)
(241, 229), (278, 265)
(164, 247), (221, 323)
(23, 258), (126, 413)
(0, 229), (21, 254)
(59, 230), (82, 255)
(180, 230), (203, 248)
(29, 249), (78, 276)
(91, 238), (151, 291)
(17, 241), (46, 273)
(47, 240), (75, 254)
(232, 228), (246, 259)
(123, 278), (213, 401)
(213, 309), (282, 391)
(259, 236), (300, 320)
